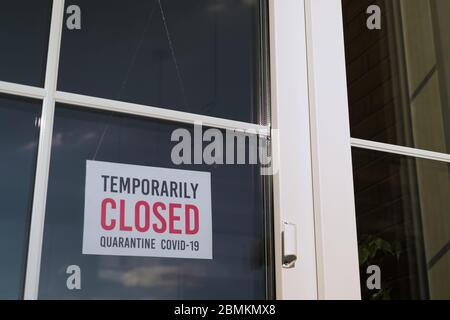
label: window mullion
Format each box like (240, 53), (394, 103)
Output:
(0, 81), (46, 100)
(54, 91), (270, 136)
(24, 0), (65, 300)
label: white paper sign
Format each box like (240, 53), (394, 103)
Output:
(82, 160), (212, 259)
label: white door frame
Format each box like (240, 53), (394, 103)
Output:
(269, 0), (361, 299)
(268, 0), (317, 300)
(305, 0), (361, 300)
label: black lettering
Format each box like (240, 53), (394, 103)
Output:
(142, 179), (150, 195)
(101, 175), (109, 192)
(119, 177), (130, 194)
(160, 181), (169, 197)
(111, 176), (118, 193)
(100, 236), (106, 247)
(184, 182), (190, 199)
(132, 178), (140, 194)
(191, 183), (198, 199)
(170, 181), (178, 198)
(152, 180), (160, 196)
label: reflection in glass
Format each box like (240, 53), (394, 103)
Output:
(343, 0), (450, 154)
(58, 0), (264, 123)
(353, 148), (450, 299)
(39, 105), (270, 299)
(0, 95), (41, 299)
(0, 1), (52, 86)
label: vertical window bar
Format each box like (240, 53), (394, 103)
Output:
(24, 0), (65, 300)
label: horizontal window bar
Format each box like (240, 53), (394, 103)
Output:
(55, 91), (270, 136)
(0, 81), (46, 100)
(351, 138), (450, 163)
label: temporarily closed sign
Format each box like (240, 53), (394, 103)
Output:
(82, 160), (212, 259)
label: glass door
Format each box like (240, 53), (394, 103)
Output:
(0, 0), (276, 300)
(0, 0), (322, 300)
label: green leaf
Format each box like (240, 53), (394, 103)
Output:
(359, 247), (370, 265)
(393, 241), (402, 260)
(381, 288), (392, 300)
(379, 239), (394, 255)
(370, 290), (382, 300)
(368, 241), (379, 259)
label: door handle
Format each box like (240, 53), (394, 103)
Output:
(282, 222), (298, 269)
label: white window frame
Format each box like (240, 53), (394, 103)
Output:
(269, 0), (362, 300)
(302, 0), (450, 300)
(268, 0), (318, 300)
(304, 0), (361, 299)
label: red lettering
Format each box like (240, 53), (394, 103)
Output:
(101, 198), (116, 231)
(169, 203), (182, 234)
(152, 202), (167, 233)
(99, 199), (199, 235)
(119, 199), (132, 231)
(185, 204), (199, 235)
(134, 201), (150, 232)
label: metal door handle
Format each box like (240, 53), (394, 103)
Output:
(282, 222), (298, 269)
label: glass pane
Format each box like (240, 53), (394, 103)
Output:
(343, 0), (450, 154)
(0, 95), (41, 299)
(0, 1), (52, 86)
(353, 147), (450, 299)
(58, 0), (264, 123)
(38, 105), (270, 299)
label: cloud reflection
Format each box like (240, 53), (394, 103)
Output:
(98, 265), (179, 288)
